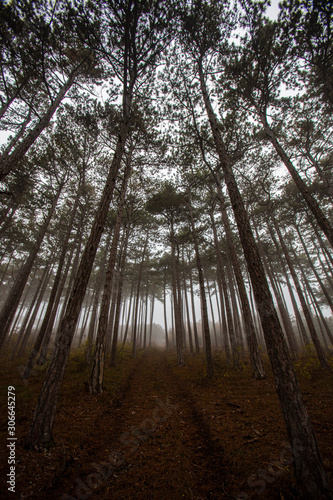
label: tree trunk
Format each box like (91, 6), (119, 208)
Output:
(109, 223), (130, 367)
(17, 261), (54, 360)
(0, 72), (76, 181)
(38, 222), (84, 363)
(253, 221), (298, 358)
(189, 203), (213, 378)
(215, 181), (265, 378)
(210, 210), (238, 367)
(163, 275), (169, 350)
(272, 220), (329, 370)
(260, 111), (333, 248)
(198, 58), (332, 498)
(149, 291), (155, 347)
(89, 165), (130, 393)
(296, 225), (333, 315)
(268, 226), (310, 347)
(183, 271), (194, 354)
(206, 277), (218, 347)
(0, 183), (63, 349)
(24, 114), (131, 450)
(22, 188), (82, 377)
(11, 265), (50, 358)
(122, 274), (135, 345)
(170, 222), (184, 365)
(132, 233), (148, 359)
(186, 253), (199, 353)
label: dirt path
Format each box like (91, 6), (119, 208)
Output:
(46, 349), (227, 500)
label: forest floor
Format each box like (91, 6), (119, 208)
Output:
(0, 344), (332, 499)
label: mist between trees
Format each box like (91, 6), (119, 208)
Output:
(0, 0), (332, 498)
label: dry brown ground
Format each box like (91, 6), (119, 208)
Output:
(0, 345), (332, 499)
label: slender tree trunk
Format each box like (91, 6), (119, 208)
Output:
(226, 256), (243, 355)
(210, 211), (238, 367)
(89, 165), (130, 393)
(213, 280), (223, 342)
(17, 262), (54, 359)
(296, 225), (333, 314)
(272, 220), (329, 370)
(11, 265), (50, 358)
(0, 183), (63, 349)
(163, 276), (169, 350)
(106, 279), (118, 354)
(214, 183), (265, 378)
(260, 111), (333, 248)
(170, 223), (184, 364)
(78, 291), (94, 348)
(109, 223), (130, 367)
(85, 287), (100, 364)
(266, 259), (299, 357)
(188, 253), (200, 353)
(291, 247), (333, 347)
(149, 291), (155, 347)
(38, 224), (83, 363)
(0, 72), (77, 181)
(143, 279), (149, 349)
(120, 295), (127, 342)
(198, 59), (332, 498)
(268, 226), (310, 347)
(25, 113), (131, 449)
(132, 234), (148, 359)
(183, 272), (194, 354)
(253, 221), (298, 358)
(205, 277), (217, 347)
(122, 276), (135, 345)
(189, 202), (213, 378)
(22, 188), (82, 377)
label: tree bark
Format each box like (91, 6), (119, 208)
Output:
(24, 114), (131, 449)
(189, 203), (213, 378)
(0, 72), (76, 181)
(198, 58), (332, 498)
(89, 164), (130, 393)
(110, 223), (130, 367)
(215, 181), (265, 378)
(170, 221), (184, 365)
(132, 233), (148, 359)
(260, 111), (333, 248)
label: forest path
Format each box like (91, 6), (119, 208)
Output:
(54, 349), (227, 500)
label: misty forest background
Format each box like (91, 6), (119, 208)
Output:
(0, 0), (333, 498)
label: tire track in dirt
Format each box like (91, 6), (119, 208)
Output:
(42, 349), (228, 499)
(37, 351), (147, 499)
